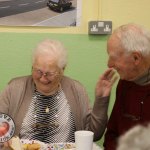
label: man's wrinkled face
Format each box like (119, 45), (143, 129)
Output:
(107, 36), (138, 81)
(32, 55), (63, 95)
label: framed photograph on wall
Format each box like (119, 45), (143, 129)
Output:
(0, 0), (81, 27)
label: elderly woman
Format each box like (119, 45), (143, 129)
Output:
(0, 39), (116, 145)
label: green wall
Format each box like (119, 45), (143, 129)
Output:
(0, 33), (117, 147)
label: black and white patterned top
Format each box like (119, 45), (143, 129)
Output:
(20, 88), (76, 143)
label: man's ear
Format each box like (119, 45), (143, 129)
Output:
(132, 51), (142, 65)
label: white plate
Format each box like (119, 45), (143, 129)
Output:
(47, 143), (102, 150)
(20, 139), (102, 150)
(47, 143), (75, 150)
(20, 139), (47, 150)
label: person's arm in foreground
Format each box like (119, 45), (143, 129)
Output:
(85, 68), (118, 141)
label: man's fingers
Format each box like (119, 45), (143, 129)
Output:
(111, 75), (119, 85)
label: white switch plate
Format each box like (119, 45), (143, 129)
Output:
(88, 21), (112, 35)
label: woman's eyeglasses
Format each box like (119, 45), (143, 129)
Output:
(32, 68), (59, 79)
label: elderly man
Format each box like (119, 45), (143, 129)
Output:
(103, 23), (150, 150)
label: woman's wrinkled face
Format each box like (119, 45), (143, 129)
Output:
(32, 55), (63, 95)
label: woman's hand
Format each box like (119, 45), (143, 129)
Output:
(95, 68), (118, 97)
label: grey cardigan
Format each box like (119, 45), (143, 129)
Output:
(0, 75), (109, 141)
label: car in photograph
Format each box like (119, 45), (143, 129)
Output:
(47, 0), (72, 12)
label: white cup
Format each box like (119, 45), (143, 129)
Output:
(75, 130), (94, 150)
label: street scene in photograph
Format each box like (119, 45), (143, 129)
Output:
(0, 0), (79, 26)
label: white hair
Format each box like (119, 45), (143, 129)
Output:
(32, 39), (68, 69)
(117, 124), (150, 150)
(113, 23), (150, 57)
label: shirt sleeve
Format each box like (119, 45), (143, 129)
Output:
(75, 80), (110, 141)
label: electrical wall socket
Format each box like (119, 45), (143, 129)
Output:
(88, 21), (112, 35)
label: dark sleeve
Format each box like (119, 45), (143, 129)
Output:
(103, 80), (123, 150)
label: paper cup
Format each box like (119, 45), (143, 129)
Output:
(75, 130), (94, 150)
